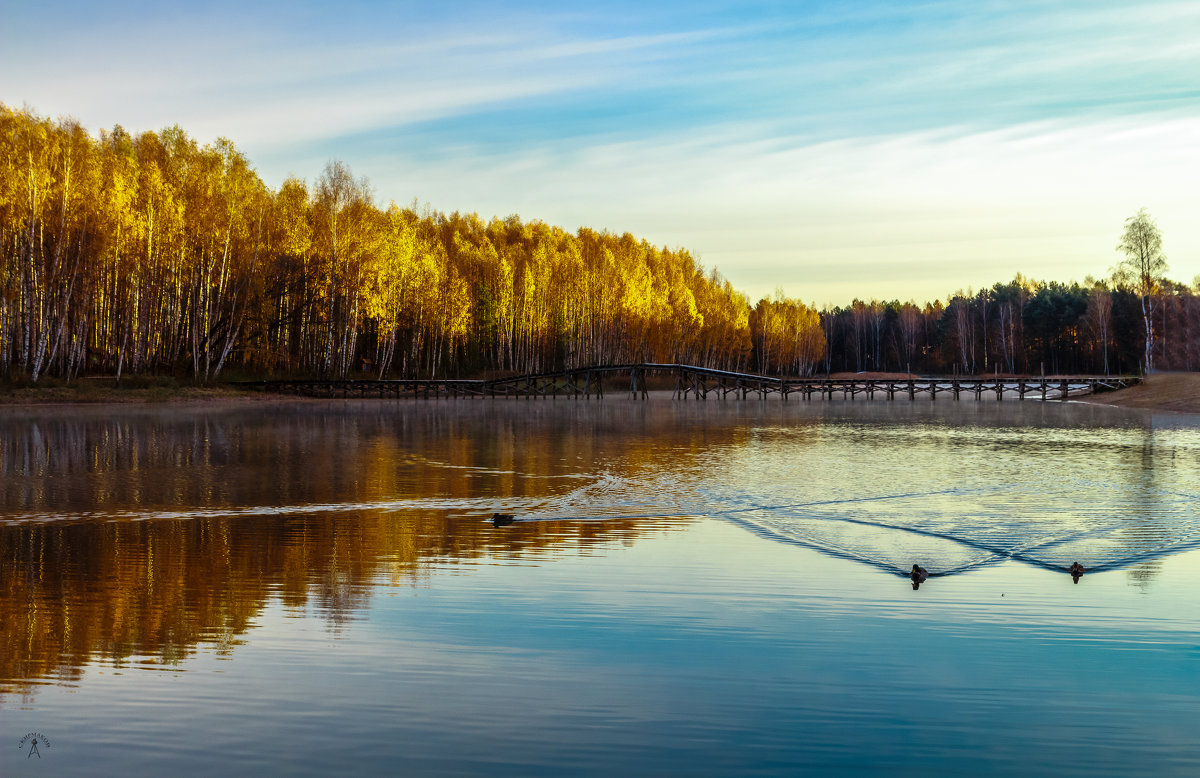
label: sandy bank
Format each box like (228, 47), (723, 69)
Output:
(1079, 373), (1200, 414)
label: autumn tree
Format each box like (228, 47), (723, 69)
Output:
(8, 104), (1200, 384)
(314, 160), (373, 376)
(751, 292), (823, 376)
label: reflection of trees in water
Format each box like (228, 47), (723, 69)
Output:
(0, 401), (731, 701)
(4, 399), (1192, 697)
(1102, 428), (1174, 586)
(0, 401), (753, 516)
(1125, 559), (1163, 590)
(0, 511), (685, 701)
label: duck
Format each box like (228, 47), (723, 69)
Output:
(910, 564), (929, 583)
(1068, 561), (1085, 581)
(491, 513), (516, 527)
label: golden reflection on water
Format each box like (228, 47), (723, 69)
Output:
(0, 510), (687, 701)
(0, 400), (751, 518)
(0, 400), (732, 701)
(2, 399), (1197, 705)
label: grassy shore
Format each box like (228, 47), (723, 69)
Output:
(1078, 373), (1200, 414)
(0, 376), (268, 405)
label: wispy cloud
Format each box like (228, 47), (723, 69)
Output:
(8, 1), (1199, 148)
(3, 1), (1198, 303)
(375, 113), (1200, 304)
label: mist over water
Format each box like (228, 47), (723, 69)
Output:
(2, 397), (1200, 775)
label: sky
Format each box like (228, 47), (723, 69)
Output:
(2, 0), (1198, 306)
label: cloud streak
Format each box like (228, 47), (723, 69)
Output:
(3, 0), (1198, 303)
(376, 114), (1200, 304)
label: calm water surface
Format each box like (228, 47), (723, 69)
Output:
(2, 397), (1200, 776)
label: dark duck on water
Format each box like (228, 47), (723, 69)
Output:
(911, 564), (929, 582)
(910, 564), (929, 589)
(492, 513), (516, 527)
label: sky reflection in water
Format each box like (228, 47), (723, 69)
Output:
(2, 398), (1199, 776)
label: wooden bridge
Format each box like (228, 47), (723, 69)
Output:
(237, 364), (1140, 402)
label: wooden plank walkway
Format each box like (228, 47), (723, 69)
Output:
(237, 365), (1140, 402)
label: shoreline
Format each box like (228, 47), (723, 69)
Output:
(0, 381), (294, 407)
(1075, 373), (1200, 415)
(3, 373), (1196, 413)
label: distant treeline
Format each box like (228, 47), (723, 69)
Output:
(1, 105), (1194, 382)
(821, 273), (1198, 376)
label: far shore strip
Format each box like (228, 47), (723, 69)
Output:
(2, 372), (1196, 413)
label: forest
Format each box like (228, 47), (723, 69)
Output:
(2, 104), (1197, 383)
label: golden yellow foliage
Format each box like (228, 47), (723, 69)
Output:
(0, 105), (767, 380)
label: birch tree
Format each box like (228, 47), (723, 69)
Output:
(1115, 208), (1167, 373)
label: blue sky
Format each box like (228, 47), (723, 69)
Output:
(3, 0), (1198, 304)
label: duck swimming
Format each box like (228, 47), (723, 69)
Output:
(491, 513), (516, 527)
(1068, 561), (1085, 582)
(911, 564), (929, 583)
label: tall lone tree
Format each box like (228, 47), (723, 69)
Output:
(1115, 208), (1168, 373)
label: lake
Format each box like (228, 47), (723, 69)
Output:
(3, 395), (1200, 776)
